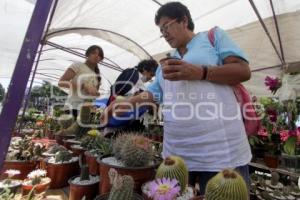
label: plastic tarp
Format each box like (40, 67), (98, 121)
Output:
(1, 0), (300, 96)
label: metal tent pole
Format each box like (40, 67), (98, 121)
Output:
(17, 0), (59, 134)
(0, 0), (54, 169)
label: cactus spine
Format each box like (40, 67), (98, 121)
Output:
(155, 156), (188, 193)
(113, 134), (153, 167)
(205, 169), (248, 200)
(79, 154), (89, 181)
(108, 168), (134, 200)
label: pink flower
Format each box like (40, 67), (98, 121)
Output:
(264, 76), (281, 94)
(280, 130), (290, 142)
(148, 178), (181, 200)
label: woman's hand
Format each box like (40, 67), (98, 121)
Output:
(162, 59), (203, 81)
(82, 83), (100, 96)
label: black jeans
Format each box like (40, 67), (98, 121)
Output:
(189, 165), (250, 195)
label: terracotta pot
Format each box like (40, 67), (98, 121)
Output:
(0, 160), (38, 180)
(85, 151), (99, 175)
(97, 155), (159, 194)
(95, 193), (144, 200)
(21, 177), (51, 195)
(55, 134), (75, 146)
(68, 175), (100, 200)
(264, 154), (279, 168)
(44, 158), (79, 189)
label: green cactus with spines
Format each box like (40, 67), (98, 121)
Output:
(117, 134), (153, 167)
(155, 155), (188, 193)
(54, 150), (73, 163)
(205, 169), (248, 200)
(271, 171), (280, 186)
(112, 134), (130, 160)
(47, 144), (67, 154)
(107, 168), (134, 200)
(79, 154), (89, 181)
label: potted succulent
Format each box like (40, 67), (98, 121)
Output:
(0, 169), (22, 194)
(44, 149), (79, 189)
(95, 168), (143, 200)
(21, 169), (51, 195)
(1, 136), (45, 180)
(142, 156), (197, 200)
(282, 134), (300, 172)
(97, 133), (160, 193)
(83, 130), (112, 175)
(205, 169), (248, 200)
(68, 155), (100, 200)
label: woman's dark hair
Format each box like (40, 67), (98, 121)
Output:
(85, 45), (103, 86)
(155, 2), (194, 31)
(135, 59), (158, 74)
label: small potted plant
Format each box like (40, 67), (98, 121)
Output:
(68, 155), (100, 200)
(142, 156), (196, 200)
(21, 169), (51, 195)
(97, 133), (160, 193)
(44, 149), (79, 189)
(83, 130), (112, 175)
(205, 169), (248, 200)
(95, 168), (143, 200)
(1, 136), (44, 180)
(0, 169), (21, 194)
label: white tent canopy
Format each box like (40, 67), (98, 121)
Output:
(1, 0), (300, 97)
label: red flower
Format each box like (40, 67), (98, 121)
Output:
(264, 76), (281, 94)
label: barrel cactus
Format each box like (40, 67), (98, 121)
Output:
(114, 134), (153, 167)
(155, 155), (188, 193)
(108, 168), (134, 200)
(79, 105), (91, 125)
(205, 169), (248, 200)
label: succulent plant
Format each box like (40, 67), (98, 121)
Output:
(271, 171), (280, 186)
(112, 134), (130, 160)
(155, 155), (188, 193)
(6, 136), (45, 161)
(78, 154), (89, 181)
(46, 144), (67, 154)
(283, 136), (297, 155)
(205, 169), (248, 200)
(107, 168), (134, 200)
(54, 150), (73, 163)
(0, 188), (14, 200)
(114, 134), (153, 167)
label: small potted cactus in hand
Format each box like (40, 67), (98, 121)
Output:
(97, 133), (159, 193)
(95, 168), (144, 200)
(205, 169), (248, 200)
(0, 169), (22, 194)
(68, 155), (100, 200)
(45, 149), (79, 189)
(142, 155), (196, 200)
(21, 169), (51, 195)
